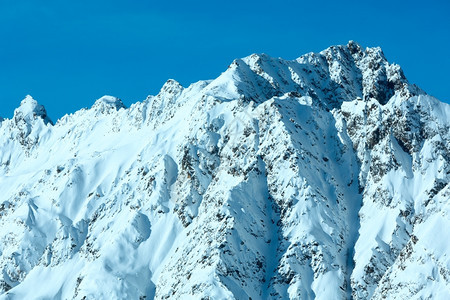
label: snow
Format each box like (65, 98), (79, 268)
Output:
(0, 41), (449, 299)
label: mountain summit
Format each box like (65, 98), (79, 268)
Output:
(13, 95), (53, 125)
(204, 40), (417, 108)
(0, 42), (449, 299)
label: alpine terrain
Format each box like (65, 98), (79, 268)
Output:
(0, 41), (449, 299)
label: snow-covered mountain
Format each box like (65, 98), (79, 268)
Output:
(0, 41), (449, 299)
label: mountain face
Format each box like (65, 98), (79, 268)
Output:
(0, 41), (449, 299)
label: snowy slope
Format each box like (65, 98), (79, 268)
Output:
(0, 41), (449, 299)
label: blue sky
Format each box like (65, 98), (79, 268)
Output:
(1, 0), (449, 120)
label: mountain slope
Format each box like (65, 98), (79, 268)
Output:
(0, 41), (449, 299)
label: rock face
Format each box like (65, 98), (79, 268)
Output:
(0, 41), (449, 299)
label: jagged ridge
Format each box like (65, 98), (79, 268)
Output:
(0, 42), (449, 300)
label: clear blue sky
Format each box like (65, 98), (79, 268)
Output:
(1, 0), (449, 120)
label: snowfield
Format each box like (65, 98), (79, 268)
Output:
(0, 41), (449, 299)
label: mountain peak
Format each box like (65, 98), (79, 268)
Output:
(13, 95), (53, 125)
(241, 53), (271, 66)
(93, 95), (125, 108)
(205, 42), (416, 106)
(151, 79), (184, 112)
(159, 79), (184, 96)
(91, 96), (126, 113)
(347, 40), (363, 54)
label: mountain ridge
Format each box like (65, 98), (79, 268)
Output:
(0, 41), (449, 299)
(2, 41), (424, 124)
